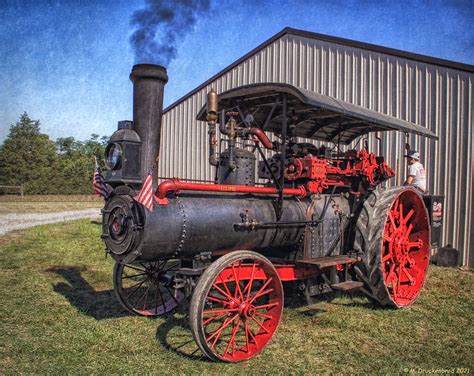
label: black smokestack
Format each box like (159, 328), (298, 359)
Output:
(130, 0), (210, 65)
(130, 64), (168, 186)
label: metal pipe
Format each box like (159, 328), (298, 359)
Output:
(206, 89), (219, 167)
(208, 123), (218, 166)
(130, 64), (168, 187)
(155, 179), (306, 205)
(246, 128), (275, 150)
(219, 120), (229, 136)
(219, 115), (237, 170)
(234, 219), (323, 231)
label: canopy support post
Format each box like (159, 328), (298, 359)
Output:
(276, 94), (288, 221)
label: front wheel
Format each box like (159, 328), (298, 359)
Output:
(189, 251), (284, 362)
(354, 187), (430, 308)
(113, 260), (185, 316)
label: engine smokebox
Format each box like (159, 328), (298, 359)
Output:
(130, 64), (168, 187)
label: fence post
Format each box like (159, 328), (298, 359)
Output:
(20, 185), (24, 199)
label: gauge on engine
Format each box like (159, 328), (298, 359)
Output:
(105, 143), (123, 170)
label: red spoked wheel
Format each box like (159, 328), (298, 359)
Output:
(382, 189), (430, 306)
(355, 187), (430, 308)
(113, 260), (185, 316)
(189, 251), (283, 362)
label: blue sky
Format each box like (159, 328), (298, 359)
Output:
(0, 0), (473, 143)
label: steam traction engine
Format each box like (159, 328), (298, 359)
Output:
(102, 64), (442, 362)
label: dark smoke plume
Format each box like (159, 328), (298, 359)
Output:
(130, 0), (210, 66)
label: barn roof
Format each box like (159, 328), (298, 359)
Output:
(164, 27), (474, 114)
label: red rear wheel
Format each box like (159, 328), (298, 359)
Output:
(382, 189), (430, 306)
(355, 187), (430, 308)
(189, 251), (283, 362)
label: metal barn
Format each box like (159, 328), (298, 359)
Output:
(158, 27), (474, 267)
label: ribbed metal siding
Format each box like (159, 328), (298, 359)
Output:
(159, 33), (474, 266)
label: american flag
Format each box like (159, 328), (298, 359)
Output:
(93, 159), (112, 199)
(134, 170), (154, 211)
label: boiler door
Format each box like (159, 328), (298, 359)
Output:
(102, 194), (143, 256)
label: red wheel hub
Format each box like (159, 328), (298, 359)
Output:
(382, 190), (430, 306)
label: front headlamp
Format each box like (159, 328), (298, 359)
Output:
(105, 143), (123, 170)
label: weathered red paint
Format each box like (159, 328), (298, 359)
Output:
(155, 178), (306, 205)
(215, 263), (320, 282)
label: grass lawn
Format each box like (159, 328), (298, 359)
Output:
(0, 220), (472, 375)
(0, 196), (103, 214)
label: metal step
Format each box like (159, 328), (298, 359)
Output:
(297, 255), (360, 269)
(331, 281), (364, 291)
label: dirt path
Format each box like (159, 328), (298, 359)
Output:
(0, 209), (101, 236)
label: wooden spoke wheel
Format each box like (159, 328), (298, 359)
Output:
(113, 260), (185, 316)
(189, 251), (283, 362)
(355, 187), (430, 308)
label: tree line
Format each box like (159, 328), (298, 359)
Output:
(0, 112), (108, 195)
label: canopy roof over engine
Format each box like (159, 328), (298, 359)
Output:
(196, 83), (438, 144)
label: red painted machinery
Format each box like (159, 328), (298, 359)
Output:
(101, 64), (442, 362)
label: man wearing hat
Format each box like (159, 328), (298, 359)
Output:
(404, 150), (426, 192)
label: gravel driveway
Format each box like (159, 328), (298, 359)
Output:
(0, 209), (102, 236)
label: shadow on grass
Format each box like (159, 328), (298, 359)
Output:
(47, 266), (206, 360)
(330, 293), (386, 310)
(47, 266), (131, 320)
(282, 283), (383, 314)
(155, 311), (209, 362)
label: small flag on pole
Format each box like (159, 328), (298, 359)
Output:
(93, 158), (112, 199)
(134, 169), (154, 211)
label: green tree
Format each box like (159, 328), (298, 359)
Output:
(0, 113), (109, 195)
(0, 112), (58, 194)
(56, 136), (82, 156)
(55, 134), (107, 194)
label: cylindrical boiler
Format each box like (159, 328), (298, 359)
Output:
(102, 192), (308, 262)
